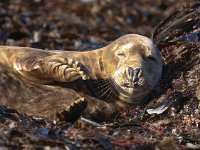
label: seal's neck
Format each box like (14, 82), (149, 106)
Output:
(80, 49), (119, 101)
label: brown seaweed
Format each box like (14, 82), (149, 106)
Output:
(0, 0), (199, 149)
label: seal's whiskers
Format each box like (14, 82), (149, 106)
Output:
(91, 79), (116, 101)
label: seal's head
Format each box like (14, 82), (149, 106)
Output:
(102, 34), (163, 104)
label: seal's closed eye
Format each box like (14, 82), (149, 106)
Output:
(117, 52), (126, 57)
(146, 56), (157, 62)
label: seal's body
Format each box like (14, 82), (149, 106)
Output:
(0, 34), (163, 121)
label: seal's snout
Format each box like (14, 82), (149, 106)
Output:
(126, 67), (142, 86)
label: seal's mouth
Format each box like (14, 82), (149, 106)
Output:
(112, 78), (148, 92)
(111, 66), (152, 101)
(111, 77), (150, 103)
(122, 82), (140, 88)
(121, 76), (145, 88)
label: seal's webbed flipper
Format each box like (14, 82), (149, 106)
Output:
(55, 97), (87, 123)
(14, 54), (89, 83)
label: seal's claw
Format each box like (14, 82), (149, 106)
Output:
(55, 97), (87, 123)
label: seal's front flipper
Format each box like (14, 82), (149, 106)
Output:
(55, 97), (87, 123)
(14, 54), (89, 83)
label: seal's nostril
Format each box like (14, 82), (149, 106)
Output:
(128, 67), (134, 77)
(126, 67), (142, 83)
(126, 67), (134, 82)
(134, 68), (141, 78)
(138, 68), (142, 78)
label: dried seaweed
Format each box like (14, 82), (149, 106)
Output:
(0, 0), (199, 149)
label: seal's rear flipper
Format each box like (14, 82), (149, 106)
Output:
(55, 97), (87, 123)
(14, 54), (89, 83)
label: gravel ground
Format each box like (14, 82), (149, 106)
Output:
(0, 0), (199, 149)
